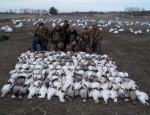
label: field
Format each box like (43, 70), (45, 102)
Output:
(0, 14), (150, 115)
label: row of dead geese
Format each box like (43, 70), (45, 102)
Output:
(1, 51), (149, 105)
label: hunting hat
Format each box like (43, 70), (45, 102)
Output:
(64, 20), (68, 23)
(83, 26), (88, 29)
(39, 22), (44, 26)
(56, 23), (60, 26)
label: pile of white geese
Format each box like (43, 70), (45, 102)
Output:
(1, 51), (149, 106)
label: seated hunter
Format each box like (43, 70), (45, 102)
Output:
(79, 26), (93, 53)
(32, 22), (49, 51)
(66, 26), (80, 52)
(49, 23), (65, 51)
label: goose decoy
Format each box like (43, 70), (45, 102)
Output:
(135, 89), (149, 106)
(1, 83), (11, 98)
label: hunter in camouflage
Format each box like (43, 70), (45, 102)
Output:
(90, 23), (102, 54)
(32, 22), (49, 51)
(79, 26), (93, 53)
(48, 23), (65, 51)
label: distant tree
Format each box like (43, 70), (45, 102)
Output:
(124, 7), (134, 17)
(5, 10), (8, 13)
(9, 9), (14, 13)
(140, 8), (146, 17)
(19, 9), (23, 13)
(41, 9), (48, 15)
(49, 7), (58, 15)
(14, 9), (17, 14)
(132, 7), (140, 18)
(124, 7), (147, 18)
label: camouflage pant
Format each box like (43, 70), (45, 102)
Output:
(93, 40), (101, 54)
(35, 37), (48, 46)
(67, 41), (81, 52)
(80, 41), (92, 53)
(48, 42), (64, 51)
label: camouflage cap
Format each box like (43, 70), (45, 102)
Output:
(64, 20), (68, 23)
(56, 23), (60, 26)
(83, 26), (88, 29)
(39, 22), (44, 26)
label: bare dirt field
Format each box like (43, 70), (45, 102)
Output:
(0, 14), (150, 115)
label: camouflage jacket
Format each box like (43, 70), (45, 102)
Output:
(34, 27), (49, 42)
(50, 28), (65, 43)
(90, 29), (102, 41)
(80, 31), (93, 48)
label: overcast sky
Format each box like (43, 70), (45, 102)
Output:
(0, 0), (149, 12)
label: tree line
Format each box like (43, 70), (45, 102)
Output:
(124, 7), (148, 18)
(1, 6), (150, 18)
(1, 7), (58, 15)
(4, 8), (48, 15)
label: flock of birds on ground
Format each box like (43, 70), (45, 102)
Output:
(0, 16), (150, 34)
(1, 51), (149, 106)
